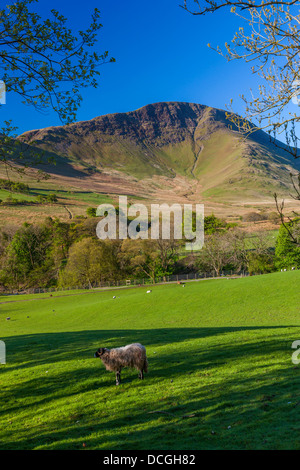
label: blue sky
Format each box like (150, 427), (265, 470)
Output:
(2, 0), (263, 135)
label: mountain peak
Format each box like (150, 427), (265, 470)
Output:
(17, 101), (300, 202)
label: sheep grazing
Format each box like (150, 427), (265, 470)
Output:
(94, 343), (148, 385)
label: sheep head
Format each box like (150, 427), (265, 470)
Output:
(94, 347), (109, 358)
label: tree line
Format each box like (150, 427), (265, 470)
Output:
(0, 214), (299, 291)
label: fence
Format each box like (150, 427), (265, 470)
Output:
(0, 270), (252, 296)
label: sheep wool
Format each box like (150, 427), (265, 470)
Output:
(94, 343), (148, 385)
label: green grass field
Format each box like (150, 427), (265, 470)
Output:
(0, 271), (300, 450)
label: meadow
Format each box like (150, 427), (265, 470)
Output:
(0, 271), (300, 450)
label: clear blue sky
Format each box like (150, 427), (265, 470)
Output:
(2, 0), (263, 135)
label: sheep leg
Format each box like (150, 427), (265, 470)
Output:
(138, 370), (144, 380)
(116, 371), (121, 386)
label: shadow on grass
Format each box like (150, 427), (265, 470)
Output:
(1, 326), (300, 450)
(2, 325), (297, 368)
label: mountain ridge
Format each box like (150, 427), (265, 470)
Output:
(17, 101), (300, 202)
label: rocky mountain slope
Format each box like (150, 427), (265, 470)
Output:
(17, 101), (300, 202)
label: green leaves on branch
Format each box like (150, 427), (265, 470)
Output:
(0, 0), (115, 123)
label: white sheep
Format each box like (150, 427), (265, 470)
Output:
(94, 343), (148, 385)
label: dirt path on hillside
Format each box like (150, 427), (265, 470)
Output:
(63, 205), (73, 219)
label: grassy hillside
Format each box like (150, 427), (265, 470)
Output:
(0, 271), (300, 450)
(0, 180), (115, 225)
(1, 102), (300, 226)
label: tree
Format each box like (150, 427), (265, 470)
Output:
(59, 238), (121, 288)
(182, 1), (298, 16)
(86, 207), (97, 217)
(246, 231), (275, 273)
(0, 222), (53, 288)
(182, 0), (300, 236)
(44, 217), (73, 274)
(197, 230), (247, 275)
(120, 239), (160, 283)
(247, 251), (275, 274)
(0, 0), (114, 173)
(119, 239), (181, 282)
(204, 214), (228, 234)
(275, 219), (300, 269)
(183, 0), (300, 149)
(182, 212), (228, 235)
(153, 239), (180, 279)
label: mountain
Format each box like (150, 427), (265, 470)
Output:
(17, 101), (300, 203)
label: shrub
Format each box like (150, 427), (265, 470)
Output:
(243, 212), (267, 222)
(86, 207), (97, 217)
(0, 178), (29, 193)
(247, 252), (275, 275)
(46, 194), (57, 203)
(268, 211), (280, 224)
